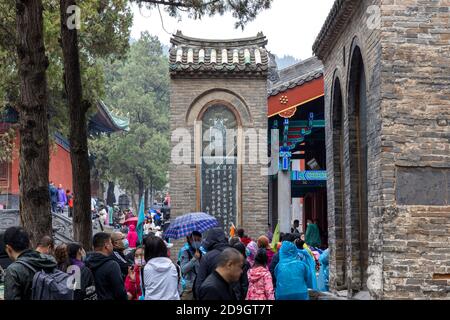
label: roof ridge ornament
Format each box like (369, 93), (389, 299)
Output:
(222, 49), (228, 64)
(255, 49), (262, 64)
(210, 49), (217, 63)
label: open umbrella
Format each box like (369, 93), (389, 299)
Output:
(164, 212), (218, 240)
(124, 216), (138, 227)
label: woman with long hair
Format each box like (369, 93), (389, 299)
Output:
(143, 236), (180, 300)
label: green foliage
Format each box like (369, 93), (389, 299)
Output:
(136, 0), (273, 29)
(89, 33), (170, 195)
(0, 0), (133, 136)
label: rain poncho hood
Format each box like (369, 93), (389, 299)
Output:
(275, 242), (311, 300)
(202, 227), (228, 251)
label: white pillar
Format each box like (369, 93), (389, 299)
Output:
(278, 170), (291, 233)
(292, 198), (302, 225)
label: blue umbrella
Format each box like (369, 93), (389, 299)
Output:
(164, 212), (219, 240)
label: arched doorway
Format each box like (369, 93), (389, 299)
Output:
(347, 45), (369, 291)
(331, 77), (347, 288)
(199, 103), (240, 232)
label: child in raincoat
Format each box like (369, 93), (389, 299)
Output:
(246, 249), (275, 300)
(275, 241), (311, 300)
(127, 225), (139, 249)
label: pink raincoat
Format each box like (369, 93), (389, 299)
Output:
(246, 266), (275, 300)
(127, 225), (139, 248)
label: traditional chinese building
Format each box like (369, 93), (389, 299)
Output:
(267, 57), (327, 245)
(0, 101), (129, 209)
(169, 31), (269, 239)
(313, 0), (450, 299)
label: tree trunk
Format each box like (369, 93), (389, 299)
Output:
(137, 176), (144, 204)
(144, 187), (149, 211)
(106, 181), (116, 207)
(16, 0), (52, 247)
(60, 0), (92, 250)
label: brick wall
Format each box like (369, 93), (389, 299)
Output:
(318, 0), (450, 299)
(379, 0), (450, 299)
(319, 0), (383, 298)
(169, 78), (269, 257)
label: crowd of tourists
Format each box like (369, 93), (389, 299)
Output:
(0, 219), (329, 300)
(49, 182), (73, 216)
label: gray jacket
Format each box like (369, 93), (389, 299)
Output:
(179, 247), (200, 288)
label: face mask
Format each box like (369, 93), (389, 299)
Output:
(191, 241), (201, 250)
(122, 239), (129, 249)
(134, 258), (145, 266)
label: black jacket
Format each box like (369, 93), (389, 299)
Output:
(4, 250), (57, 300)
(72, 263), (97, 300)
(198, 270), (238, 301)
(232, 260), (250, 300)
(194, 228), (230, 297)
(111, 250), (132, 280)
(85, 252), (127, 300)
(269, 252), (280, 287)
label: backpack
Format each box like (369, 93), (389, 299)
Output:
(16, 260), (74, 300)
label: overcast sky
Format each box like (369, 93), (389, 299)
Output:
(131, 0), (336, 60)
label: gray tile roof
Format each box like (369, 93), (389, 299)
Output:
(268, 57), (324, 96)
(312, 0), (359, 59)
(169, 31), (269, 78)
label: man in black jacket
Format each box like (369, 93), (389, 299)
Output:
(3, 227), (57, 300)
(194, 227), (230, 297)
(110, 232), (132, 280)
(198, 248), (243, 300)
(85, 232), (127, 300)
(232, 242), (250, 300)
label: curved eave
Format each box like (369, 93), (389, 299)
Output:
(268, 76), (324, 118)
(312, 0), (359, 59)
(93, 101), (130, 133)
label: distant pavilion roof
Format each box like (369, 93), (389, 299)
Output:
(312, 0), (359, 59)
(169, 31), (269, 78)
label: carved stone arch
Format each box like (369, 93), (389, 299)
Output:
(185, 88), (253, 126)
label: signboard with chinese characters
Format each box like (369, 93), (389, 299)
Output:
(291, 170), (327, 181)
(201, 157), (237, 233)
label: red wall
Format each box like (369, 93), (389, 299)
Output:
(8, 129), (73, 194)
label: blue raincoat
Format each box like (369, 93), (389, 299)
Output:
(318, 249), (329, 292)
(297, 249), (317, 290)
(275, 242), (311, 300)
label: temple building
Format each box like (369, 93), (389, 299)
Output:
(169, 31), (269, 239)
(0, 101), (129, 209)
(313, 0), (450, 299)
(267, 57), (327, 244)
